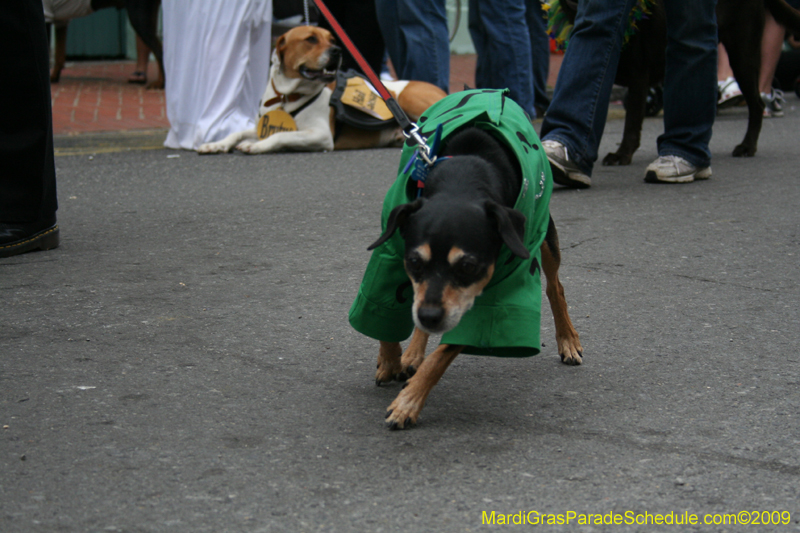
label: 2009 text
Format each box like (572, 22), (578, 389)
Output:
(480, 509), (793, 527)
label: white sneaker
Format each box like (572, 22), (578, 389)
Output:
(761, 89), (785, 117)
(718, 77), (744, 109)
(541, 140), (592, 188)
(644, 155), (712, 184)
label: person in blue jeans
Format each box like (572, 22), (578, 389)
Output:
(527, 0), (552, 117)
(468, 0), (537, 119)
(541, 0), (718, 186)
(375, 0), (451, 94)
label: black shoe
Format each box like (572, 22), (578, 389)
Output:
(0, 215), (59, 258)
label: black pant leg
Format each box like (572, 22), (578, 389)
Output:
(0, 0), (58, 222)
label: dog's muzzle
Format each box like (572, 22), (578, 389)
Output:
(416, 306), (445, 332)
(299, 45), (341, 82)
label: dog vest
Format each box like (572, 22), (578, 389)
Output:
(348, 89), (553, 357)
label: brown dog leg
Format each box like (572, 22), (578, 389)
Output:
(385, 343), (463, 429)
(375, 341), (402, 385)
(375, 328), (429, 385)
(399, 327), (428, 379)
(541, 217), (583, 365)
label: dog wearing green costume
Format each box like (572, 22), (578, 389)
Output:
(349, 90), (583, 429)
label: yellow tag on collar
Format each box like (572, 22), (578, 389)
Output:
(340, 77), (394, 121)
(257, 109), (298, 140)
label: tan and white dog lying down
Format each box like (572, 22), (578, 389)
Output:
(197, 26), (447, 154)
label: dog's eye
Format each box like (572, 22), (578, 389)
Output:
(405, 255), (425, 278)
(306, 35), (319, 45)
(454, 258), (481, 281)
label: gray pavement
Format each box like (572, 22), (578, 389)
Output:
(3, 97), (800, 532)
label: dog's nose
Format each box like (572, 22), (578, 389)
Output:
(417, 306), (444, 329)
(329, 45), (342, 59)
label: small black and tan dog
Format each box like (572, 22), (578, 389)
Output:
(559, 0), (800, 164)
(366, 126), (583, 430)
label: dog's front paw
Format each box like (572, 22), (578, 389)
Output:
(236, 140), (257, 153)
(395, 365), (417, 382)
(602, 151), (632, 166)
(376, 359), (404, 385)
(558, 336), (583, 366)
(197, 141), (232, 154)
(399, 351), (423, 378)
(375, 362), (416, 385)
(385, 389), (423, 430)
(375, 341), (403, 386)
(238, 140), (276, 154)
(732, 143), (756, 158)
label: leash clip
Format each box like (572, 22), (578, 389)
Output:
(401, 123), (448, 198)
(403, 123), (434, 166)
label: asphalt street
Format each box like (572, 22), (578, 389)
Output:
(3, 97), (800, 532)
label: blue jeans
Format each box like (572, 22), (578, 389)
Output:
(526, 0), (551, 113)
(375, 0), (450, 93)
(468, 0), (536, 118)
(541, 0), (718, 176)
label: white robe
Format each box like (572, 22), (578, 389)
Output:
(162, 0), (272, 150)
(42, 0), (94, 24)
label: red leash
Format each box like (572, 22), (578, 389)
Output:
(312, 0), (434, 163)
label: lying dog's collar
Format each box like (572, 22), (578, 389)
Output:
(263, 80), (306, 108)
(287, 90), (324, 118)
(262, 79), (325, 119)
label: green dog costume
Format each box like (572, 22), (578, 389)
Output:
(348, 89), (553, 357)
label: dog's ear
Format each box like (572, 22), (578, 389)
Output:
(484, 200), (530, 259)
(367, 199), (424, 251)
(275, 34), (288, 64)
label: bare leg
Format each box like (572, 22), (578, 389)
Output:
(718, 43), (734, 81)
(50, 25), (67, 83)
(129, 35), (150, 84)
(759, 11), (785, 94)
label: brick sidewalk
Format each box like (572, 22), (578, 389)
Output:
(50, 54), (564, 136)
(51, 61), (167, 135)
(450, 53), (562, 95)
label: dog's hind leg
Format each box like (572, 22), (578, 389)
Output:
(720, 13), (764, 157)
(385, 343), (464, 429)
(376, 328), (428, 385)
(603, 75), (648, 166)
(376, 341), (403, 385)
(541, 216), (583, 365)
